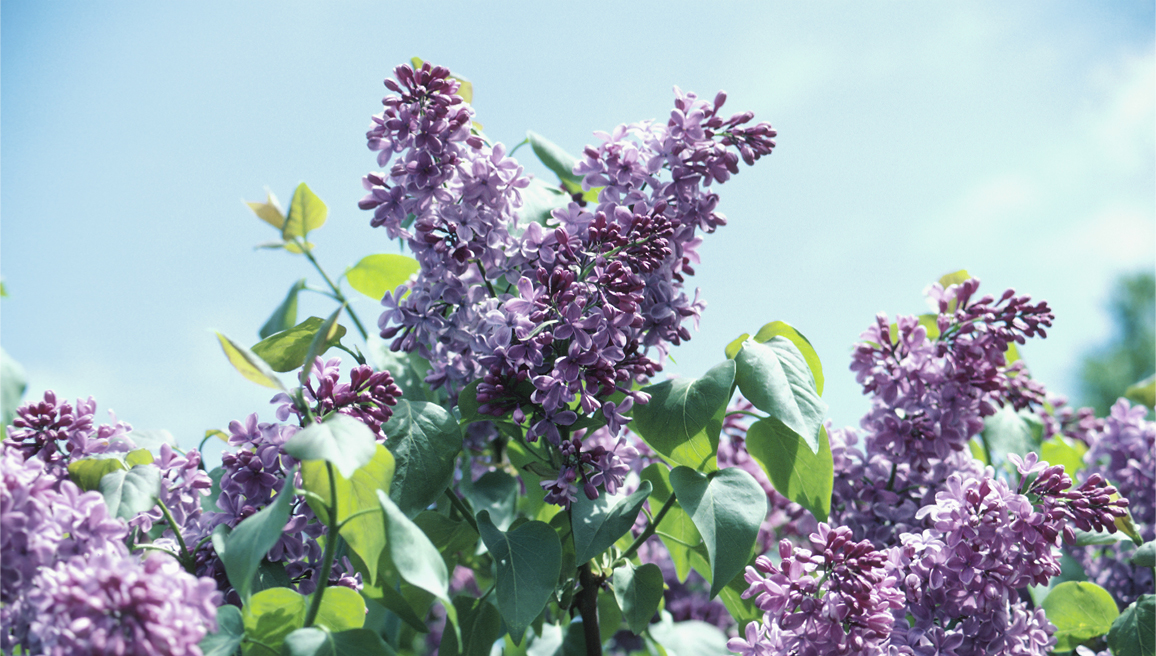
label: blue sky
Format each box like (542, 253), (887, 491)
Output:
(3, 1), (1153, 463)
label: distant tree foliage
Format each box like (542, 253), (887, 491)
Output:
(1080, 272), (1155, 416)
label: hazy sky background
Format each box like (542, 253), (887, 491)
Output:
(3, 1), (1153, 464)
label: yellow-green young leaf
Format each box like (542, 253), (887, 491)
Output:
(968, 438), (989, 464)
(246, 191), (285, 230)
(300, 307), (344, 387)
(1041, 434), (1088, 478)
(283, 241), (315, 254)
(125, 449), (154, 467)
(283, 183), (327, 240)
(346, 254), (420, 301)
(315, 586), (367, 632)
(938, 269), (972, 288)
(300, 444), (395, 585)
(252, 317), (348, 373)
(1004, 342), (1021, 366)
(205, 429), (229, 443)
(452, 75), (473, 104)
(1042, 581), (1120, 651)
(68, 457), (127, 491)
(724, 333), (751, 360)
(1125, 375), (1156, 409)
(1116, 504), (1146, 546)
(241, 587), (307, 655)
(215, 333), (285, 390)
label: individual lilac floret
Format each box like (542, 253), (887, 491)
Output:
(272, 357), (403, 439)
(26, 547), (220, 656)
(740, 524), (903, 656)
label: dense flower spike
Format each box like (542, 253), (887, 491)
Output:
(739, 524), (903, 656)
(26, 548), (220, 656)
(1074, 398), (1155, 608)
(4, 391), (132, 474)
(1, 415), (222, 654)
(364, 62), (776, 500)
(832, 278), (1054, 547)
(272, 357), (403, 439)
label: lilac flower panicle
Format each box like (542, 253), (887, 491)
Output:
(5, 391), (133, 474)
(1073, 398), (1156, 608)
(363, 62), (776, 503)
(272, 357), (403, 438)
(740, 524), (903, 656)
(26, 548), (220, 656)
(539, 427), (639, 508)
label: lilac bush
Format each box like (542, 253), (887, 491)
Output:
(2, 59), (1151, 656)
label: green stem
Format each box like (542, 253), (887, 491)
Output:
(621, 494), (677, 561)
(303, 462), (341, 628)
(508, 137), (530, 157)
(470, 259), (498, 298)
(157, 500), (195, 573)
(299, 240), (369, 341)
(445, 488), (479, 533)
(577, 563), (603, 656)
(196, 432), (216, 454)
(335, 343), (367, 366)
(132, 544), (181, 558)
(725, 409), (764, 420)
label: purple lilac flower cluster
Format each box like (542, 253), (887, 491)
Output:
(834, 279), (1054, 547)
(733, 524), (903, 656)
(5, 390), (132, 475)
(850, 280), (1054, 478)
(1074, 398), (1155, 608)
(891, 457), (1123, 656)
(735, 279), (1139, 656)
(272, 356), (403, 439)
(200, 357), (398, 601)
(2, 393), (221, 655)
(474, 87), (776, 442)
(539, 426), (639, 507)
(26, 546), (219, 656)
(361, 62), (528, 394)
(362, 61), (775, 506)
